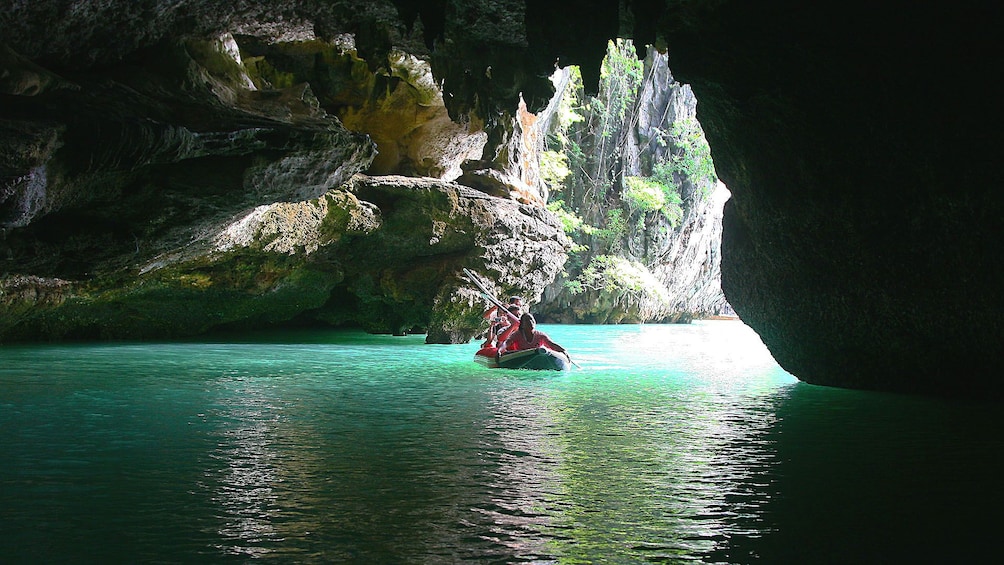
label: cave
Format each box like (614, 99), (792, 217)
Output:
(2, 0), (1001, 398)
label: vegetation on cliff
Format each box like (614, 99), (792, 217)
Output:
(535, 40), (729, 323)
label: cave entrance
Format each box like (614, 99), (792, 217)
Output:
(528, 39), (734, 324)
(235, 34), (733, 325)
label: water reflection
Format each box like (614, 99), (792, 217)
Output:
(4, 325), (843, 564)
(474, 384), (565, 559)
(544, 381), (786, 562)
(207, 373), (284, 557)
(460, 348), (792, 563)
(712, 384), (1004, 564)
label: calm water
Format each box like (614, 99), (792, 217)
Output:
(1, 322), (1000, 564)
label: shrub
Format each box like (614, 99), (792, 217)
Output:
(623, 176), (666, 212)
(594, 209), (627, 251)
(540, 150), (572, 188)
(547, 199), (584, 235)
(577, 255), (669, 303)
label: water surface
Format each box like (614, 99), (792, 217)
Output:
(1, 322), (998, 563)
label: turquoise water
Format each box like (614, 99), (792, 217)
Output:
(1, 322), (999, 564)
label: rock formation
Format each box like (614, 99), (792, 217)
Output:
(2, 0), (1001, 396)
(0, 20), (568, 343)
(1, 171), (569, 342)
(536, 44), (731, 324)
(658, 1), (1003, 396)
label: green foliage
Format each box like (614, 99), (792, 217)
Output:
(563, 278), (584, 295)
(540, 150), (571, 187)
(540, 37), (721, 307)
(651, 161), (685, 226)
(547, 200), (592, 263)
(594, 208), (627, 251)
(555, 67), (585, 139)
(576, 255), (669, 302)
(659, 118), (717, 199)
(565, 38), (646, 203)
(622, 176), (666, 212)
(599, 39), (644, 123)
(622, 166), (684, 227)
(543, 67), (587, 202)
(547, 199), (583, 235)
(659, 198), (684, 227)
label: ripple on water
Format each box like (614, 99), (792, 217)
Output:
(4, 324), (896, 564)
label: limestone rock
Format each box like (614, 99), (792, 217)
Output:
(536, 45), (729, 325)
(240, 40), (488, 180)
(0, 173), (569, 343)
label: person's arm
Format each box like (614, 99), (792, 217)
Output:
(483, 305), (499, 319)
(496, 322), (520, 353)
(538, 331), (575, 366)
(496, 335), (509, 359)
(539, 332), (567, 354)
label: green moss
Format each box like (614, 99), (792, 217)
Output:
(244, 55), (298, 89)
(0, 250), (346, 341)
(594, 209), (627, 252)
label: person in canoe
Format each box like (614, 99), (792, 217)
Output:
(479, 304), (521, 353)
(498, 313), (571, 364)
(483, 297), (524, 331)
(481, 296), (524, 349)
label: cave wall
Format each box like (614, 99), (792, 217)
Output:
(2, 0), (1001, 395)
(653, 1), (1003, 396)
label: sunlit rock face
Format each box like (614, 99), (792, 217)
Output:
(2, 0), (1001, 395)
(239, 38), (487, 179)
(536, 47), (731, 325)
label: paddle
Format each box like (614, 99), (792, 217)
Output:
(462, 268), (519, 323)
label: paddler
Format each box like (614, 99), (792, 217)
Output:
(481, 296), (524, 347)
(481, 304), (523, 350)
(498, 313), (570, 363)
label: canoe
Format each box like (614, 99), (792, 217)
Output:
(475, 347), (570, 371)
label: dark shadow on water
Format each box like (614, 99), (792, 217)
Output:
(704, 383), (1004, 564)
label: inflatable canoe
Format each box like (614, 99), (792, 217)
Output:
(474, 346), (570, 371)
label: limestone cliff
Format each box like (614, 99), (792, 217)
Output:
(536, 44), (730, 324)
(1, 28), (568, 343)
(1, 173), (568, 342)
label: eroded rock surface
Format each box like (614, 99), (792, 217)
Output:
(0, 22), (568, 343)
(1, 174), (568, 341)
